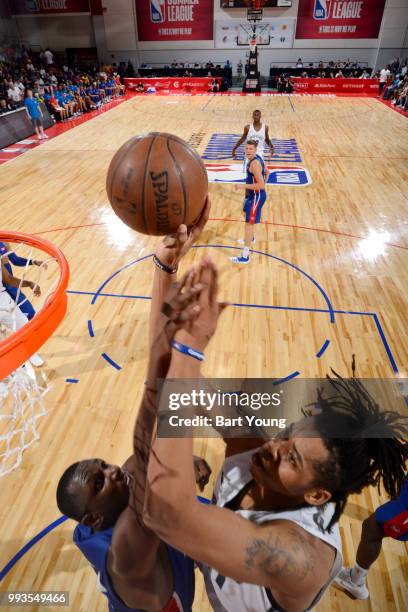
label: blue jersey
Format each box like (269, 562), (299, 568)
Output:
(375, 474), (408, 541)
(246, 154), (266, 195)
(73, 524), (195, 612)
(24, 97), (41, 119)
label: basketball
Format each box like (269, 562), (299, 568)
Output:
(106, 132), (208, 235)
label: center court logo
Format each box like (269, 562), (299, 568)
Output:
(150, 0), (165, 23)
(205, 163), (312, 187)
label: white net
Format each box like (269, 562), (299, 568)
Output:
(0, 240), (59, 477)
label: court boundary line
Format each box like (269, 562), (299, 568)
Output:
(29, 220), (408, 251)
(65, 291), (398, 375)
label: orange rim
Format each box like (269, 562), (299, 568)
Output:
(0, 232), (69, 379)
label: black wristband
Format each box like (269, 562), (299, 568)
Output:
(153, 255), (178, 274)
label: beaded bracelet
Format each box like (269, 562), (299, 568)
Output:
(153, 255), (178, 274)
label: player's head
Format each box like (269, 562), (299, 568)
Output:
(250, 374), (408, 531)
(245, 139), (258, 160)
(56, 459), (130, 530)
(252, 109), (261, 122)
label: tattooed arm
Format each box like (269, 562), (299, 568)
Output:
(144, 259), (334, 610)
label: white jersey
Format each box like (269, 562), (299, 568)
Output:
(201, 448), (343, 612)
(246, 123), (266, 159)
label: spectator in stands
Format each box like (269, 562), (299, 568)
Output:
(7, 80), (23, 108)
(335, 70), (345, 78)
(296, 58), (303, 68)
(44, 48), (54, 66)
(136, 81), (145, 93)
(360, 70), (370, 79)
(277, 74), (286, 93)
(391, 76), (408, 106)
(114, 73), (125, 95)
(383, 74), (402, 100)
(378, 65), (391, 96)
(318, 61), (324, 69)
(125, 62), (135, 78)
(237, 59), (243, 82)
(44, 87), (68, 121)
(24, 88), (47, 140)
(0, 98), (11, 114)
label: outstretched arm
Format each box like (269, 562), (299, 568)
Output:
(1, 262), (41, 296)
(232, 125), (249, 158)
(144, 260), (330, 610)
(107, 202), (211, 607)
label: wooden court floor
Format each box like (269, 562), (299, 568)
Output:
(0, 94), (407, 611)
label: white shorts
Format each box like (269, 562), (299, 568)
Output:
(0, 290), (29, 332)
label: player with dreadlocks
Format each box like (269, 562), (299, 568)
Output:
(143, 257), (408, 612)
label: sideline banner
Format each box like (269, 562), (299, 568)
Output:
(136, 0), (213, 41)
(125, 77), (219, 93)
(295, 0), (386, 39)
(10, 0), (90, 14)
(292, 78), (378, 93)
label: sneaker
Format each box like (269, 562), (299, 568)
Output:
(30, 353), (44, 367)
(230, 256), (250, 264)
(42, 133), (49, 139)
(37, 135), (42, 140)
(334, 567), (369, 600)
(237, 237), (256, 245)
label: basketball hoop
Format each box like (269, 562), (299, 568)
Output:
(0, 232), (69, 379)
(0, 232), (69, 476)
(249, 36), (258, 53)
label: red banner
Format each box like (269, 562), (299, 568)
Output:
(293, 78), (378, 93)
(125, 77), (220, 93)
(11, 0), (90, 14)
(295, 0), (386, 39)
(136, 0), (213, 41)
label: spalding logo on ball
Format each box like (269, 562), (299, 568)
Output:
(106, 132), (208, 236)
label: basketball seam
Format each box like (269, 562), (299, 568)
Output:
(107, 137), (138, 205)
(142, 136), (157, 233)
(166, 139), (187, 225)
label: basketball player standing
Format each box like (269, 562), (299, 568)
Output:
(231, 139), (268, 264)
(232, 110), (274, 161)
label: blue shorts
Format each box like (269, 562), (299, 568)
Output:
(243, 190), (267, 224)
(375, 476), (408, 541)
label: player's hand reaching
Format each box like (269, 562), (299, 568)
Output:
(174, 256), (228, 352)
(30, 281), (41, 297)
(155, 197), (211, 269)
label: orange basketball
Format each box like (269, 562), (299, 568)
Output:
(106, 132), (208, 236)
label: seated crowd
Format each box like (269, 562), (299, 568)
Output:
(377, 59), (408, 110)
(0, 48), (126, 121)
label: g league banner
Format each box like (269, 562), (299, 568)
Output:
(11, 0), (90, 13)
(296, 0), (386, 39)
(136, 0), (214, 41)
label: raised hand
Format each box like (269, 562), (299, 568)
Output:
(174, 256), (228, 352)
(155, 196), (211, 269)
